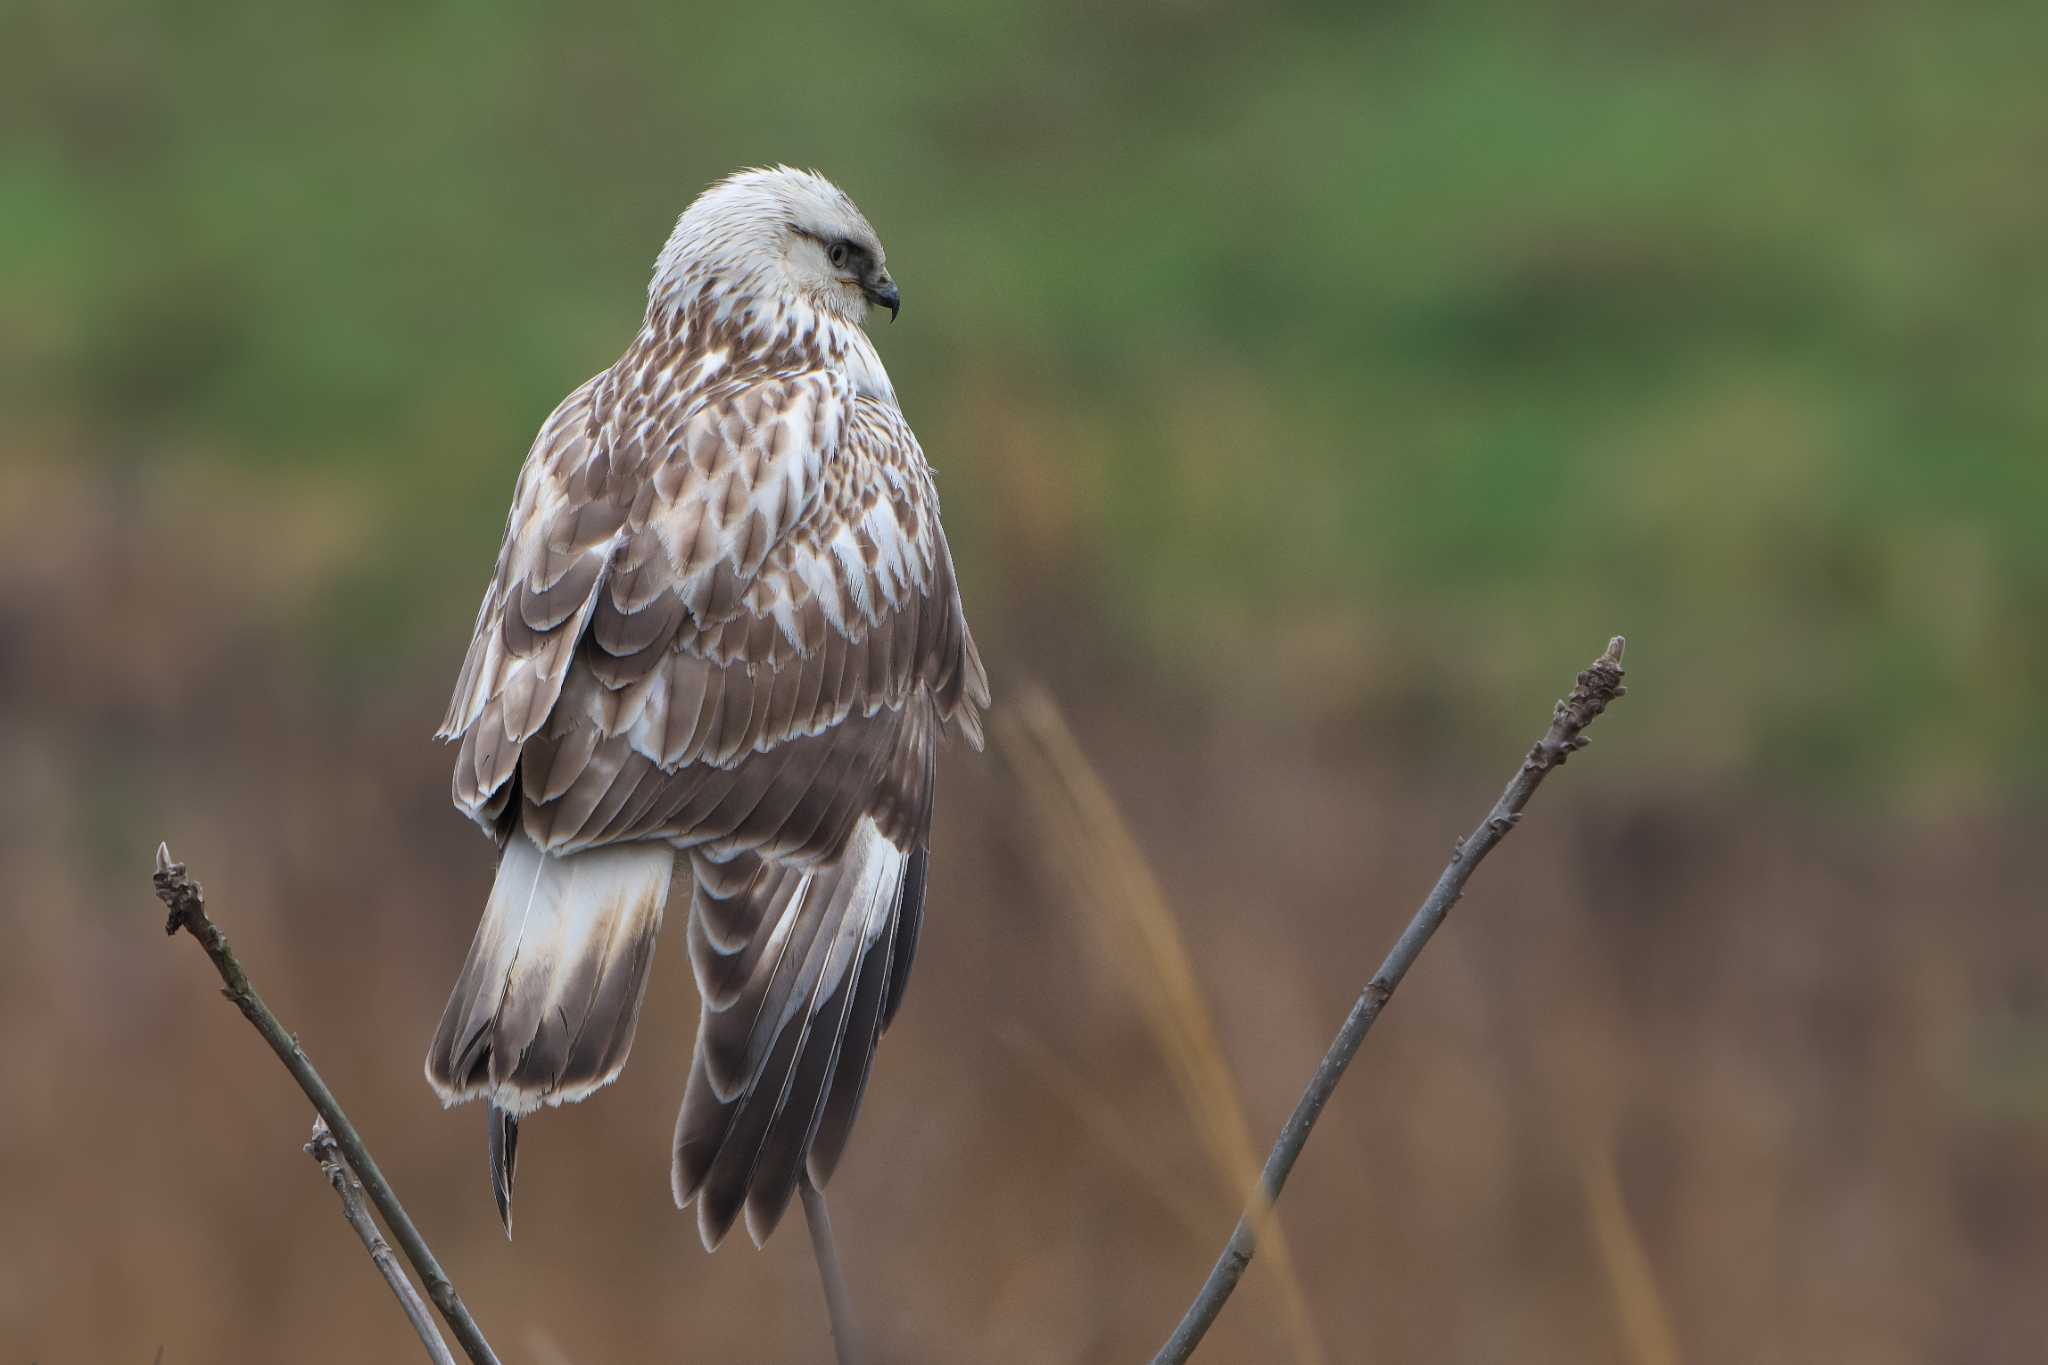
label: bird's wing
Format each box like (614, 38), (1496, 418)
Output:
(656, 392), (983, 1248)
(440, 350), (986, 1248)
(441, 363), (987, 853)
(439, 372), (614, 830)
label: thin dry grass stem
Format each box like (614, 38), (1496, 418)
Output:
(1144, 635), (1631, 1363)
(1581, 1133), (1684, 1365)
(151, 844), (502, 1365)
(998, 1025), (1216, 1243)
(999, 689), (1329, 1365)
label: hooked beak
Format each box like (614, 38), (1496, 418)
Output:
(863, 273), (900, 322)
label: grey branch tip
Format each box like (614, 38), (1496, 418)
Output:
(1149, 631), (1632, 1364)
(153, 842), (207, 936)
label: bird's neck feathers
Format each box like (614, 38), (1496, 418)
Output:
(640, 270), (895, 404)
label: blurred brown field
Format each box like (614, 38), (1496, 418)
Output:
(2, 460), (2043, 1364)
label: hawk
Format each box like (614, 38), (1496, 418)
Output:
(425, 167), (988, 1251)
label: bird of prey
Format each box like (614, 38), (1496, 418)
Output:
(425, 167), (988, 1251)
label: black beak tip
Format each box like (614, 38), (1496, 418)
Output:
(868, 280), (901, 322)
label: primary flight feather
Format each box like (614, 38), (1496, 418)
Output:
(424, 166), (988, 1251)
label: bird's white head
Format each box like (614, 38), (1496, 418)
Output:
(650, 166), (899, 332)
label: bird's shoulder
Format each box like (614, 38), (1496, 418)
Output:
(447, 318), (978, 733)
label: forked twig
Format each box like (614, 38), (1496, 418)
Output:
(1151, 636), (1630, 1363)
(307, 1117), (458, 1365)
(152, 845), (501, 1365)
(801, 1180), (864, 1365)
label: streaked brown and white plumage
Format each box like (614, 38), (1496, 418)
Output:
(424, 167), (987, 1251)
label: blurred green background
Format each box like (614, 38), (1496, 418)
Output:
(9, 0), (2045, 792)
(4, 1), (2045, 1362)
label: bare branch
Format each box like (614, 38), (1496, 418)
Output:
(801, 1180), (864, 1365)
(1151, 635), (1630, 1364)
(306, 1117), (458, 1365)
(152, 845), (502, 1365)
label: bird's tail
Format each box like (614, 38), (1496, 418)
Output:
(425, 831), (673, 1230)
(671, 817), (922, 1251)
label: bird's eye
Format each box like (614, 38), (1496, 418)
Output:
(827, 240), (853, 271)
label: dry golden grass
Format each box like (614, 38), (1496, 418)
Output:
(1000, 682), (1328, 1365)
(1581, 1126), (1684, 1365)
